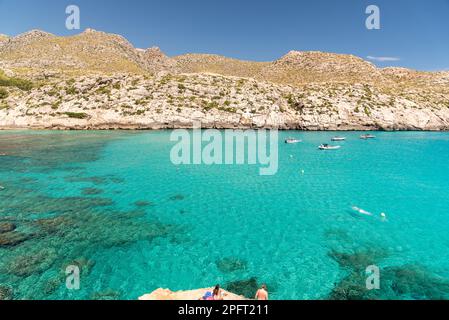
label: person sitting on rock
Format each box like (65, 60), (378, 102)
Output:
(213, 284), (224, 300)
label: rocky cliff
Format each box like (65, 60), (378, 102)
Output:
(1, 29), (448, 130)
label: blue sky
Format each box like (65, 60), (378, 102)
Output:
(0, 0), (448, 70)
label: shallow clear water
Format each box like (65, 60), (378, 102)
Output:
(1, 130), (449, 300)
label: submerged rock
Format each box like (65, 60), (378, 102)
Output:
(225, 277), (259, 299)
(81, 187), (104, 195)
(65, 176), (108, 185)
(169, 194), (185, 201)
(90, 289), (122, 300)
(328, 248), (449, 300)
(328, 248), (388, 271)
(0, 285), (14, 300)
(0, 231), (30, 247)
(134, 200), (154, 207)
(216, 257), (247, 273)
(43, 277), (62, 295)
(0, 222), (16, 234)
(383, 265), (449, 300)
(4, 248), (58, 277)
(63, 257), (96, 277)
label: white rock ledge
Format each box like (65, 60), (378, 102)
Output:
(139, 288), (247, 301)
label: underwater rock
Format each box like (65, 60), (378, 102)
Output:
(90, 289), (122, 300)
(81, 188), (104, 195)
(324, 229), (352, 242)
(34, 210), (179, 249)
(63, 257), (96, 277)
(225, 277), (259, 299)
(26, 196), (114, 216)
(109, 177), (125, 184)
(19, 177), (39, 184)
(65, 176), (108, 185)
(327, 248), (386, 300)
(0, 285), (14, 300)
(0, 222), (16, 234)
(328, 248), (388, 272)
(65, 175), (124, 185)
(5, 248), (58, 277)
(35, 215), (76, 235)
(328, 248), (449, 300)
(329, 271), (379, 300)
(169, 194), (185, 201)
(0, 231), (30, 247)
(134, 200), (154, 207)
(383, 265), (449, 300)
(43, 277), (62, 295)
(216, 257), (247, 273)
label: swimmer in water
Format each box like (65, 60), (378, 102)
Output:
(352, 206), (373, 216)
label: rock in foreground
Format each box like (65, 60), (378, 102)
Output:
(139, 288), (247, 300)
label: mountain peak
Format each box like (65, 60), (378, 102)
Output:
(14, 29), (53, 39)
(83, 28), (98, 34)
(0, 34), (9, 43)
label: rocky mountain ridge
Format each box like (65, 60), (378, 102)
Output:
(0, 29), (448, 130)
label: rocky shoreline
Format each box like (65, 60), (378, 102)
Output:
(1, 72), (448, 132)
(1, 124), (447, 131)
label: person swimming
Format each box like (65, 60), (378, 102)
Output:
(352, 206), (373, 216)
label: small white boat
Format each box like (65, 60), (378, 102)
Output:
(360, 134), (376, 140)
(319, 144), (341, 150)
(285, 138), (302, 144)
(331, 137), (346, 142)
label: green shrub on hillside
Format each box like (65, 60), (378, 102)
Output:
(96, 86), (111, 95)
(0, 88), (8, 99)
(203, 101), (219, 111)
(0, 75), (33, 91)
(65, 86), (78, 95)
(64, 112), (89, 119)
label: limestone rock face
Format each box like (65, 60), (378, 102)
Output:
(1, 72), (449, 131)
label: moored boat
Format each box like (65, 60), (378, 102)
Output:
(285, 138), (302, 144)
(331, 137), (346, 141)
(360, 134), (376, 139)
(318, 144), (341, 150)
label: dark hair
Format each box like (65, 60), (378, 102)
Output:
(213, 285), (220, 296)
(261, 284), (267, 290)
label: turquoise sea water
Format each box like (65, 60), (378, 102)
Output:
(1, 130), (449, 300)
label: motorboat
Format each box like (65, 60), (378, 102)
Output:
(331, 137), (346, 142)
(319, 144), (341, 150)
(285, 138), (302, 144)
(360, 134), (376, 139)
